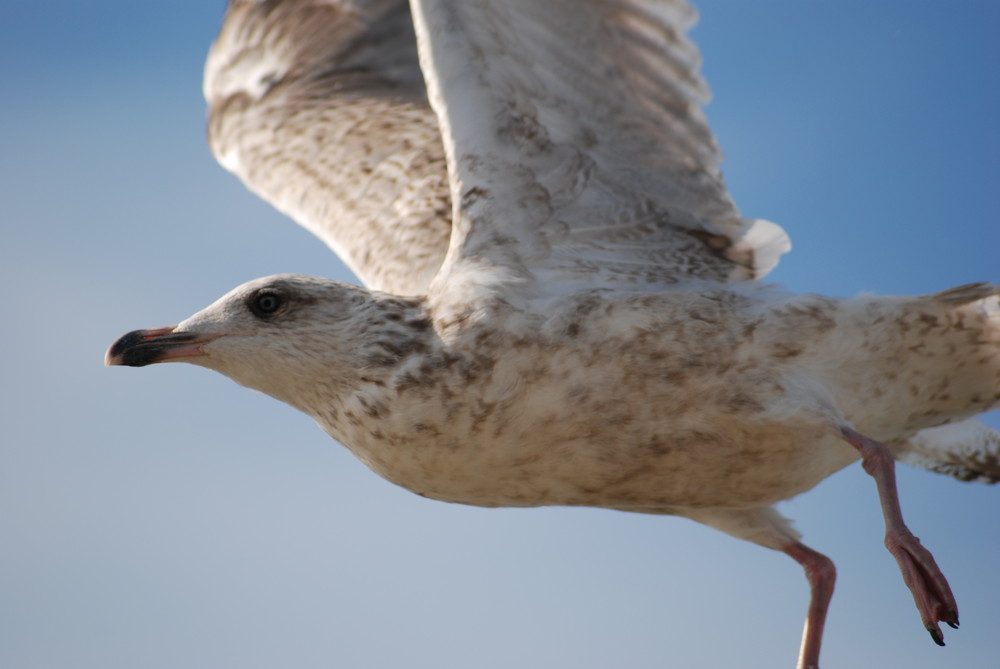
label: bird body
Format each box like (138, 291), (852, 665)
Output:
(139, 275), (999, 517)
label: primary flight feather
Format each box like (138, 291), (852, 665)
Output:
(108, 1), (999, 667)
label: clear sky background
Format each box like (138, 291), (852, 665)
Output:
(1, 1), (997, 668)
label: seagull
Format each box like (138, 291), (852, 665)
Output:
(106, 1), (999, 667)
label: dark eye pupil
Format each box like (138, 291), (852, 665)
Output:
(253, 292), (282, 316)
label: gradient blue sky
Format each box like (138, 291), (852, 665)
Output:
(2, 2), (997, 668)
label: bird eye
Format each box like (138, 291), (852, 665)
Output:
(249, 291), (284, 318)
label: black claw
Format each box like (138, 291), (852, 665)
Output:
(928, 627), (946, 647)
(948, 610), (960, 628)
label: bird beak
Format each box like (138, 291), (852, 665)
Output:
(105, 325), (220, 367)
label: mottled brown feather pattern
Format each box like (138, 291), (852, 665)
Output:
(206, 0), (791, 298)
(165, 276), (998, 514)
(206, 0), (451, 295)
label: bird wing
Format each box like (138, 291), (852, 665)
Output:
(411, 0), (790, 294)
(205, 0), (451, 295)
(896, 420), (1000, 485)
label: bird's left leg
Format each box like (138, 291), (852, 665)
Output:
(784, 541), (836, 669)
(680, 506), (835, 669)
(836, 425), (959, 645)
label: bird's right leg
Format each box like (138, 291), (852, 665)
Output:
(836, 425), (959, 644)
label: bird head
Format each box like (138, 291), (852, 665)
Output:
(105, 274), (394, 413)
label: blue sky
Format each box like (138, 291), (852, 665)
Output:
(1, 2), (997, 668)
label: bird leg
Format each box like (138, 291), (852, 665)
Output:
(680, 507), (838, 668)
(784, 542), (836, 669)
(837, 426), (959, 645)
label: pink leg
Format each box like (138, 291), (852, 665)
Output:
(785, 542), (836, 669)
(838, 426), (959, 644)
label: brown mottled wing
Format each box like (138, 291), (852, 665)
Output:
(205, 0), (451, 295)
(896, 420), (1000, 484)
(411, 0), (790, 294)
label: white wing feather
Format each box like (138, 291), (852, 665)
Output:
(411, 0), (790, 294)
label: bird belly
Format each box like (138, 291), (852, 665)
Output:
(329, 378), (861, 512)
